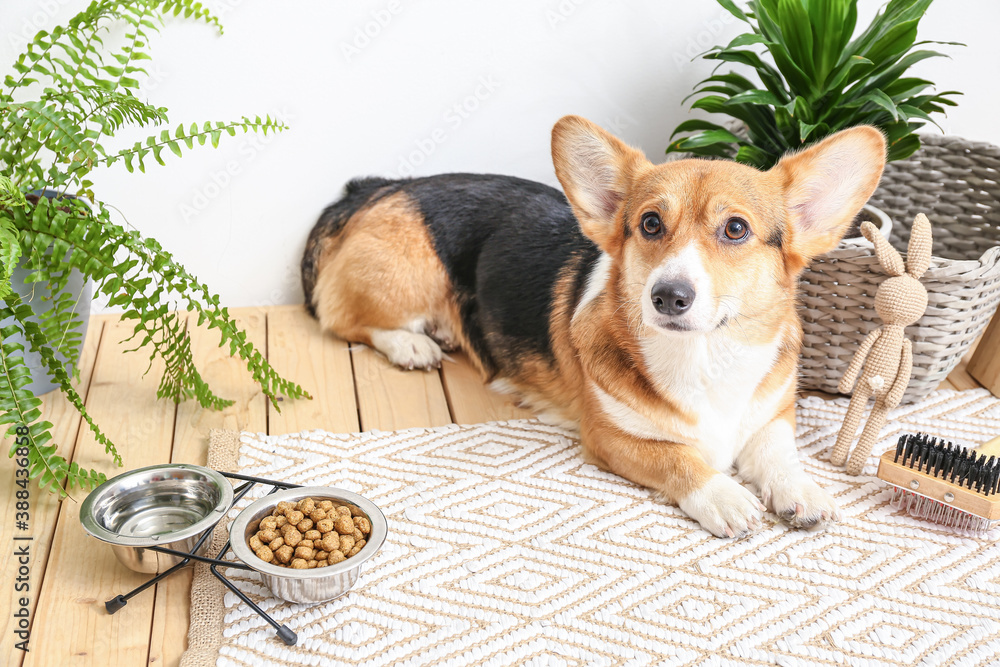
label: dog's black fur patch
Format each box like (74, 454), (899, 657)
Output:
(765, 226), (783, 249)
(304, 174), (600, 378)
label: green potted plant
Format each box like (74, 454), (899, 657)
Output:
(664, 0), (1000, 405)
(0, 0), (310, 495)
(667, 0), (960, 240)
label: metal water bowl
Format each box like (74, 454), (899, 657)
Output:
(80, 464), (233, 574)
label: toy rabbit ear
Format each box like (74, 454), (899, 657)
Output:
(861, 221), (905, 276)
(905, 213), (933, 278)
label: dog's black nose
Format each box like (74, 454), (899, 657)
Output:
(651, 281), (695, 316)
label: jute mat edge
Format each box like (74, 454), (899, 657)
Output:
(179, 429), (242, 667)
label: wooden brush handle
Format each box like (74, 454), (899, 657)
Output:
(978, 435), (1000, 457)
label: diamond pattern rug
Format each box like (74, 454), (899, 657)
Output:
(181, 389), (1000, 667)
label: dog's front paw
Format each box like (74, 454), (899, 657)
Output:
(765, 477), (840, 530)
(678, 474), (766, 539)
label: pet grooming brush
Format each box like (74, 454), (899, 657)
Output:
(877, 433), (1000, 537)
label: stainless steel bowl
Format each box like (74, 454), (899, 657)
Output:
(229, 486), (387, 604)
(80, 464), (233, 574)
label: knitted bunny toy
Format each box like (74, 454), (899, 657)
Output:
(831, 213), (932, 475)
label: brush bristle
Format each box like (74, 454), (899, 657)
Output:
(892, 433), (1000, 497)
(889, 487), (997, 537)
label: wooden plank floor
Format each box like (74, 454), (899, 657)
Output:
(0, 303), (984, 667)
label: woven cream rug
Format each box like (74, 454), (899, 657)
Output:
(182, 389), (1000, 667)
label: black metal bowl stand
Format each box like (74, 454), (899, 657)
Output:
(103, 472), (302, 646)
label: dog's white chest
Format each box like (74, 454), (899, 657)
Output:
(594, 334), (783, 471)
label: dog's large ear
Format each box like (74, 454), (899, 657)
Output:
(772, 126), (886, 263)
(552, 115), (648, 250)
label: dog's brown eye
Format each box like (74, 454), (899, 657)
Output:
(641, 212), (662, 237)
(724, 217), (749, 241)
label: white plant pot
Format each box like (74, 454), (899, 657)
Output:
(3, 264), (92, 396)
(0, 189), (93, 396)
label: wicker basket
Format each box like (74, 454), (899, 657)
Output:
(798, 133), (1000, 402)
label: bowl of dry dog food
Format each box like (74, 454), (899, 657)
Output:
(229, 486), (387, 604)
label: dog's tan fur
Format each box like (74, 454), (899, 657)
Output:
(311, 116), (886, 536)
(310, 191), (474, 369)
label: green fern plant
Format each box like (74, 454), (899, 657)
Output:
(667, 0), (961, 169)
(1, 0), (311, 496)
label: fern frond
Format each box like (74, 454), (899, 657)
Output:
(0, 326), (68, 496)
(1, 1), (311, 494)
(105, 116), (289, 172)
(34, 289), (87, 378)
(153, 0), (222, 33)
(83, 88), (168, 133)
(5, 102), (99, 176)
(15, 200), (307, 412)
(0, 209), (20, 304)
(106, 210), (310, 408)
(0, 177), (26, 209)
(3, 295), (120, 469)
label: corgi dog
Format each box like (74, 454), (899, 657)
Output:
(302, 116), (886, 537)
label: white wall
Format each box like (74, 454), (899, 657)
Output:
(3, 0), (998, 310)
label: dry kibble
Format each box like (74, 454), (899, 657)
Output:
(334, 516), (355, 535)
(284, 528), (303, 547)
(296, 497), (316, 514)
(250, 497), (375, 569)
(321, 533), (339, 552)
